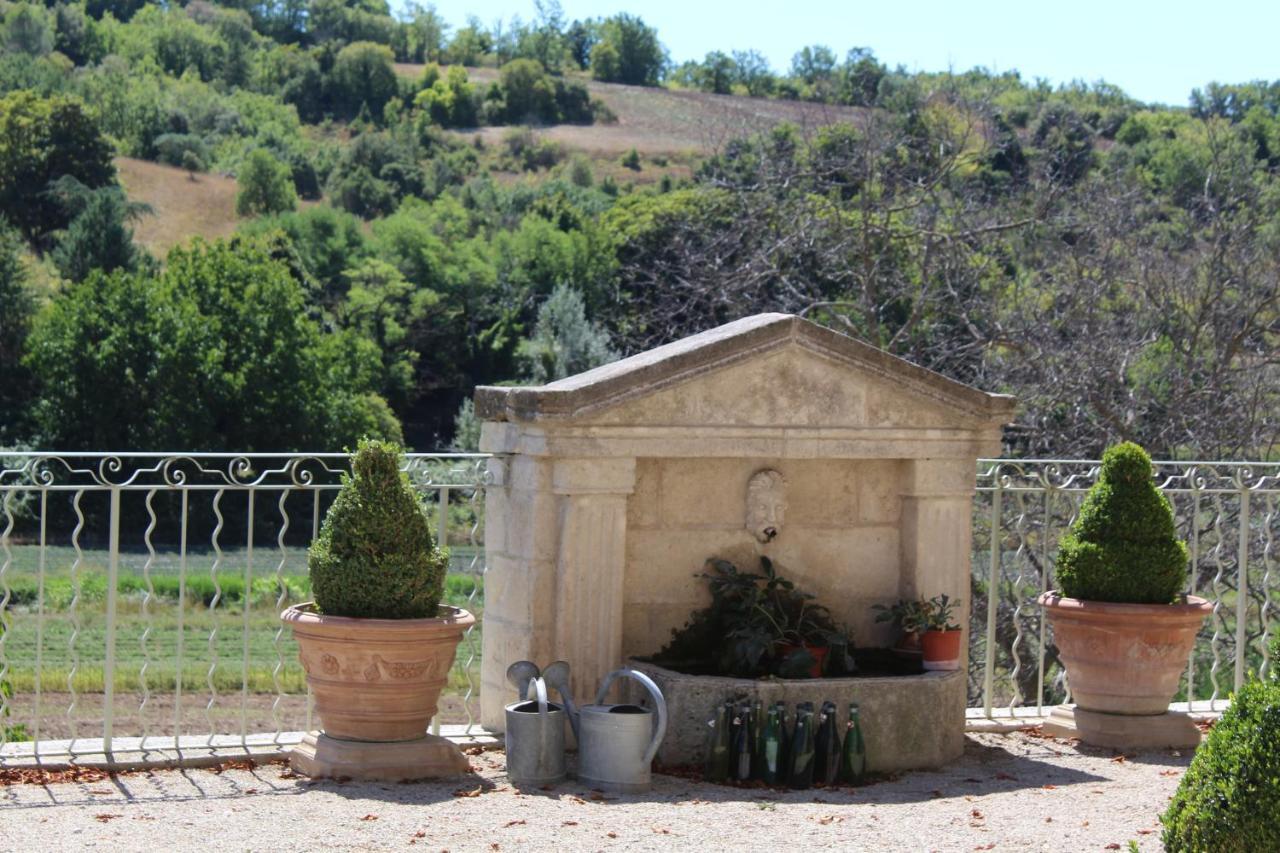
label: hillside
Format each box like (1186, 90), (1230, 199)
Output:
(395, 65), (866, 155)
(115, 158), (242, 254)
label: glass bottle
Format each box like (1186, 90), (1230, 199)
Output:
(840, 702), (866, 785)
(773, 701), (790, 784)
(813, 700), (839, 786)
(749, 699), (765, 779)
(734, 702), (754, 781)
(704, 700), (733, 783)
(761, 705), (783, 785)
(787, 704), (815, 789)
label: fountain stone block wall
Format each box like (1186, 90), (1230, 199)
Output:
(475, 313), (1014, 767)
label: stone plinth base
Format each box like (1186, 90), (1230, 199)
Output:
(1042, 706), (1202, 750)
(628, 660), (965, 773)
(289, 732), (469, 781)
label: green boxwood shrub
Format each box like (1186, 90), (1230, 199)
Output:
(308, 438), (448, 619)
(1161, 677), (1280, 852)
(1054, 441), (1188, 603)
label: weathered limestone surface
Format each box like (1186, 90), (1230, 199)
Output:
(476, 313), (1015, 762)
(628, 660), (966, 773)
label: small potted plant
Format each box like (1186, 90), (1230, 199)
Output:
(919, 594), (962, 671)
(1038, 441), (1211, 748)
(872, 598), (930, 656)
(281, 439), (476, 780)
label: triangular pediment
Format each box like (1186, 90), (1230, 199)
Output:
(474, 314), (1015, 429)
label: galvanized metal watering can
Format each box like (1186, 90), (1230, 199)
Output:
(572, 667), (668, 793)
(504, 663), (569, 788)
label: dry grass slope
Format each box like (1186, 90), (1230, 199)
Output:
(115, 157), (243, 253)
(396, 64), (866, 155)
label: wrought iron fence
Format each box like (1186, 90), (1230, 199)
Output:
(4, 453), (1277, 762)
(971, 459), (1280, 719)
(0, 452), (489, 761)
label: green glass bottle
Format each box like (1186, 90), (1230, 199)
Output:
(813, 700), (839, 786)
(840, 702), (866, 785)
(733, 702), (753, 781)
(749, 699), (765, 779)
(761, 706), (783, 785)
(773, 701), (790, 784)
(787, 704), (815, 789)
(704, 700), (733, 783)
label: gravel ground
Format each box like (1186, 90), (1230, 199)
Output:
(0, 731), (1187, 852)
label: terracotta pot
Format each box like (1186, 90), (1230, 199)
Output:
(1038, 592), (1210, 715)
(779, 643), (829, 678)
(921, 629), (962, 671)
(282, 603), (475, 741)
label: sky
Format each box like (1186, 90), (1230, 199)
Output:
(413, 0), (1280, 106)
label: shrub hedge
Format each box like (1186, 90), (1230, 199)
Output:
(1161, 676), (1280, 852)
(308, 438), (448, 619)
(1054, 442), (1188, 603)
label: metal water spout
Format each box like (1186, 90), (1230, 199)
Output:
(573, 667), (667, 793)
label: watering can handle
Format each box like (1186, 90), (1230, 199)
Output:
(532, 677), (549, 716)
(593, 668), (668, 766)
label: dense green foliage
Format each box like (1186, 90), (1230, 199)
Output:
(1161, 677), (1280, 852)
(0, 89), (114, 243)
(0, 221), (35, 443)
(1054, 443), (1188, 603)
(50, 183), (148, 281)
(0, 1), (1277, 457)
(308, 438), (449, 619)
(25, 236), (397, 450)
(236, 148), (298, 216)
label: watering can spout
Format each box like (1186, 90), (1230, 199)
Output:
(542, 660), (579, 740)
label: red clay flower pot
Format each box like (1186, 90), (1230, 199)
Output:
(921, 629), (962, 671)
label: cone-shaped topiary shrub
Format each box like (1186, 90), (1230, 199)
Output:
(1054, 441), (1188, 604)
(1161, 676), (1280, 852)
(308, 438), (448, 619)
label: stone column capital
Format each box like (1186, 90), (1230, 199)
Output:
(552, 457), (637, 496)
(901, 458), (977, 497)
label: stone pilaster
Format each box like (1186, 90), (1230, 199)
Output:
(899, 458), (978, 669)
(551, 458), (636, 704)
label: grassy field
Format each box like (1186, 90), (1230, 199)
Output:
(395, 64), (866, 155)
(1, 546), (484, 738)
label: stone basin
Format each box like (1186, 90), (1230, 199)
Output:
(626, 659), (965, 773)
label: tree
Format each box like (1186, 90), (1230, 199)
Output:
(51, 184), (150, 283)
(591, 13), (664, 86)
(517, 282), (618, 383)
(329, 40), (398, 118)
(26, 236), (399, 451)
(236, 149), (298, 217)
(3, 2), (54, 56)
(696, 51), (736, 95)
(0, 91), (115, 244)
(0, 221), (35, 443)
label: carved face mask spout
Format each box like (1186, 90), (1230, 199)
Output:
(746, 469), (786, 544)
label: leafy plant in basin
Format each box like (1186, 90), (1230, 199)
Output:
(654, 556), (855, 679)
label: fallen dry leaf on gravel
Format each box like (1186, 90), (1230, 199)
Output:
(503, 820), (526, 828)
(94, 814), (123, 823)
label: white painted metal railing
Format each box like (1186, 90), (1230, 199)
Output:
(972, 459), (1280, 719)
(3, 454), (1277, 764)
(0, 452), (489, 762)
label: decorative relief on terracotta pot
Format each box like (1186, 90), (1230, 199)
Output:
(320, 653), (340, 675)
(363, 659), (382, 681)
(370, 655), (439, 680)
(746, 468), (787, 543)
